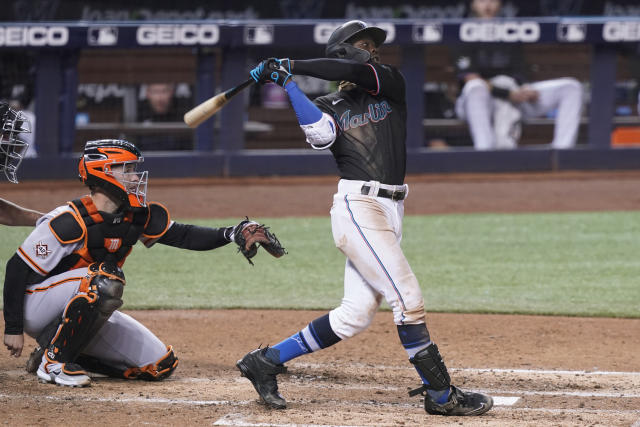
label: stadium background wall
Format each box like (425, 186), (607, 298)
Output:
(1, 18), (640, 179)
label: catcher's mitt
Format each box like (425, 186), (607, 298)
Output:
(230, 217), (287, 265)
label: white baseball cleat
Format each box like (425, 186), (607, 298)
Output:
(37, 359), (91, 387)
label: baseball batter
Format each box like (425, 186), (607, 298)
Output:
(236, 21), (493, 416)
(3, 139), (279, 387)
(0, 101), (43, 226)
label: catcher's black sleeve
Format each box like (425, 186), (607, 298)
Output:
(157, 222), (231, 251)
(3, 254), (32, 335)
(292, 58), (405, 103)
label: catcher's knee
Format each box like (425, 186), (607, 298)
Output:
(123, 346), (179, 381)
(83, 262), (125, 316)
(45, 264), (126, 363)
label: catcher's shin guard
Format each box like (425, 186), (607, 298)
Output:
(45, 263), (125, 364)
(45, 293), (100, 364)
(122, 346), (179, 381)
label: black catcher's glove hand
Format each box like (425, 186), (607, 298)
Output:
(227, 217), (287, 265)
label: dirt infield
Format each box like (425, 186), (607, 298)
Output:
(1, 171), (640, 426)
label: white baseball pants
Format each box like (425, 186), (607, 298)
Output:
(327, 179), (426, 339)
(22, 268), (168, 370)
(456, 76), (583, 150)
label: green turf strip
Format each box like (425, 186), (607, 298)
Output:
(1, 212), (638, 317)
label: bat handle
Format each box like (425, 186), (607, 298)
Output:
(225, 78), (254, 99)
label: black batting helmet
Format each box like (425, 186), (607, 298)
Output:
(326, 20), (387, 63)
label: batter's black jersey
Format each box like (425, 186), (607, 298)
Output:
(314, 63), (407, 185)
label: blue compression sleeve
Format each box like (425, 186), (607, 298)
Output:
(284, 81), (323, 125)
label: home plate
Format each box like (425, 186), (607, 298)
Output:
(494, 396), (520, 406)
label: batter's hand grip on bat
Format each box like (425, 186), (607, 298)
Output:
(183, 78), (254, 128)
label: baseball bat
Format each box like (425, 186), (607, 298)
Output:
(184, 78), (255, 128)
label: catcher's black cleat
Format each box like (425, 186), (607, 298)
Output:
(26, 345), (44, 374)
(236, 347), (287, 409)
(411, 385), (493, 416)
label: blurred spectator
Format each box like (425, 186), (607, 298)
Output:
(137, 83), (191, 151)
(453, 0), (583, 150)
(139, 83), (181, 123)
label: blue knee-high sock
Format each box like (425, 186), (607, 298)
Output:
(397, 324), (450, 404)
(264, 313), (342, 365)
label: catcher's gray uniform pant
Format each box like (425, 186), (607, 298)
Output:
(456, 76), (583, 150)
(328, 179), (425, 339)
(22, 268), (168, 370)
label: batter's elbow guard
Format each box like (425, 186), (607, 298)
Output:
(302, 113), (337, 149)
(123, 345), (179, 381)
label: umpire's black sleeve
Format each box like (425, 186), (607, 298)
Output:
(157, 222), (231, 250)
(3, 254), (32, 335)
(292, 58), (405, 103)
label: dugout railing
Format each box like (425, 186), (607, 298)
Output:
(2, 18), (640, 180)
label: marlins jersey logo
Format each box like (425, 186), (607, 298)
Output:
(337, 101), (392, 132)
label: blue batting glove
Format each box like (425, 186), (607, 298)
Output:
(249, 60), (267, 83)
(276, 58), (292, 74)
(265, 58), (293, 87)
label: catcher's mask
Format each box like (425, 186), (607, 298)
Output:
(78, 139), (148, 208)
(325, 20), (386, 63)
(0, 101), (31, 184)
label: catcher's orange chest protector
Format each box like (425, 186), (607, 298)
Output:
(47, 196), (171, 276)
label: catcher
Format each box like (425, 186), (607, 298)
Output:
(0, 100), (43, 226)
(3, 138), (285, 387)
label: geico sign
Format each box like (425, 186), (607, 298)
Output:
(603, 21), (640, 42)
(460, 22), (540, 42)
(0, 26), (68, 46)
(137, 24), (219, 45)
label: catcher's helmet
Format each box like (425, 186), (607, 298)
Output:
(0, 101), (31, 184)
(326, 20), (387, 63)
(78, 139), (148, 208)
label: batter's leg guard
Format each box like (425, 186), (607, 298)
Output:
(408, 344), (493, 416)
(409, 343), (451, 392)
(122, 346), (179, 381)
